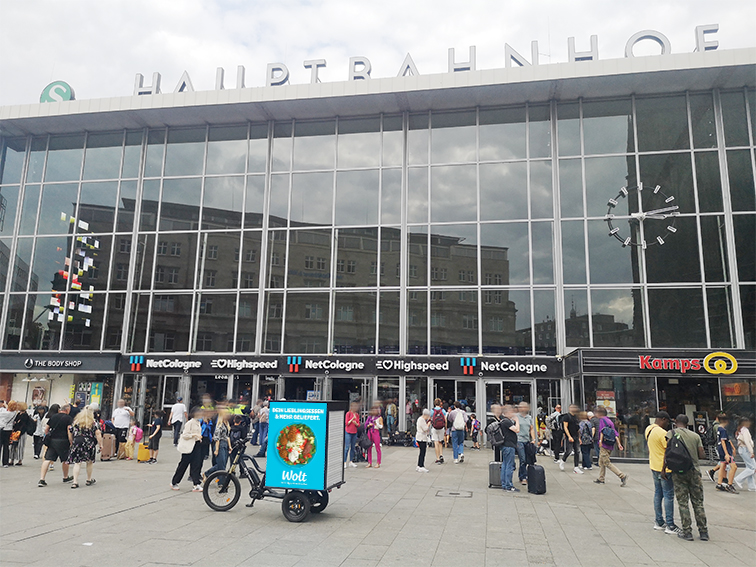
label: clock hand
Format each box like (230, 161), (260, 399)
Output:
(643, 205), (679, 216)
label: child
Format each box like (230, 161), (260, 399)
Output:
(715, 413), (738, 493)
(146, 410), (163, 464)
(124, 419), (142, 460)
(578, 411), (594, 470)
(470, 414), (481, 450)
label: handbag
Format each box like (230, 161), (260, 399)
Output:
(358, 434), (373, 449)
(10, 430), (21, 443)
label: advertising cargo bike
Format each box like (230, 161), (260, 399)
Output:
(202, 400), (346, 522)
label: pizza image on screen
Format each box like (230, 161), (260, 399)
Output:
(276, 423), (317, 465)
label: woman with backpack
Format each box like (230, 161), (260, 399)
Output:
(430, 398), (447, 465)
(364, 404), (384, 468)
(594, 406), (628, 486)
(448, 401), (469, 464)
(11, 402), (31, 466)
(578, 411), (594, 470)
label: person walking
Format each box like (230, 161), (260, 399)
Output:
(714, 413), (739, 493)
(557, 404), (582, 474)
(487, 404), (503, 461)
(589, 410), (601, 463)
(546, 404), (563, 462)
(364, 404), (384, 468)
(66, 408), (103, 489)
(470, 414), (481, 450)
(249, 399), (262, 446)
(499, 404), (520, 492)
(594, 406), (628, 486)
(32, 405), (47, 459)
(146, 409), (164, 463)
(448, 401), (469, 464)
(662, 415), (708, 541)
(168, 397), (188, 447)
(0, 400), (19, 467)
(416, 408), (431, 472)
(430, 398), (447, 465)
(111, 399), (134, 457)
(254, 401), (270, 458)
(171, 408), (204, 492)
(203, 410), (231, 479)
(344, 402), (360, 469)
(645, 411), (681, 534)
(515, 402), (536, 485)
(734, 417), (755, 491)
(11, 402), (31, 466)
(579, 411), (594, 470)
(386, 399), (398, 435)
(39, 404), (74, 486)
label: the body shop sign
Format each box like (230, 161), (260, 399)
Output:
(266, 402), (326, 491)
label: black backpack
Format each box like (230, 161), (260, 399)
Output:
(665, 431), (694, 474)
(486, 421), (506, 447)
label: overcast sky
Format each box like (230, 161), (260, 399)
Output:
(0, 0), (753, 106)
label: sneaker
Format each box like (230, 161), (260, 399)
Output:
(416, 466), (429, 473)
(439, 456), (444, 463)
(170, 484), (180, 490)
(699, 531), (709, 541)
(557, 459), (565, 471)
(665, 524), (682, 535)
(349, 462), (358, 468)
(621, 474), (628, 487)
(344, 462), (348, 469)
(435, 459), (442, 465)
(192, 485), (202, 492)
(733, 479), (743, 490)
(653, 522), (666, 531)
(677, 531), (694, 541)
(505, 487), (520, 492)
(593, 479), (605, 484)
(726, 484), (739, 494)
(62, 476), (73, 483)
(454, 458), (459, 464)
(716, 483), (728, 492)
(706, 469), (717, 483)
(573, 467), (584, 474)
(37, 479), (47, 487)
(49, 464), (54, 470)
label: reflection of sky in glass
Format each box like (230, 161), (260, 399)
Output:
(206, 138), (246, 175)
(83, 132), (122, 180)
(45, 136), (84, 182)
(587, 219), (639, 284)
(291, 172), (333, 225)
(559, 159), (583, 218)
(0, 185), (20, 236)
(38, 184), (78, 234)
(337, 117), (380, 169)
(585, 156), (635, 217)
(335, 170), (379, 225)
(407, 168), (428, 223)
(591, 289), (636, 325)
(164, 129), (205, 177)
(530, 161), (553, 219)
(431, 165), (476, 222)
(561, 221), (586, 284)
(381, 169), (401, 224)
(481, 223), (528, 285)
(480, 162), (526, 221)
(583, 99), (633, 155)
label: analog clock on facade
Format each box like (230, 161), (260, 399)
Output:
(605, 183), (680, 248)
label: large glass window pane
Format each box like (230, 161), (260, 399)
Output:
(333, 291), (376, 353)
(480, 162), (527, 221)
(382, 115), (403, 167)
(533, 289), (555, 355)
(701, 215), (729, 282)
(532, 221), (554, 284)
(103, 293), (126, 350)
(707, 287), (735, 348)
(3, 295), (25, 348)
(585, 155), (637, 217)
(78, 181), (118, 232)
(381, 169), (401, 225)
(378, 291), (400, 354)
(18, 184), (40, 235)
(335, 170), (379, 225)
(591, 288), (645, 347)
(336, 228), (377, 288)
(164, 128), (205, 176)
(559, 159), (583, 218)
(431, 111), (476, 164)
(194, 293), (236, 352)
(33, 236), (72, 292)
(741, 285), (755, 349)
(284, 292), (329, 353)
(636, 95), (689, 152)
(83, 132), (122, 180)
(245, 175), (265, 229)
(111, 236), (133, 290)
(482, 289), (530, 355)
(202, 176), (243, 229)
(149, 294), (192, 352)
(407, 289), (427, 354)
(407, 226), (428, 286)
(337, 117), (380, 169)
(236, 292), (258, 352)
(199, 232), (240, 290)
(144, 130), (165, 177)
(122, 131), (143, 178)
(45, 135), (84, 182)
(408, 113), (429, 166)
(431, 164), (476, 222)
(134, 234), (155, 290)
(291, 172), (333, 225)
(160, 178), (201, 231)
(405, 377), (429, 432)
(565, 288), (590, 347)
(557, 103), (580, 157)
(10, 237), (33, 291)
(262, 291), (283, 353)
(430, 224), (477, 287)
(293, 121), (335, 171)
(720, 91), (750, 147)
(645, 217), (701, 283)
(481, 223), (529, 285)
(529, 105), (551, 159)
(727, 150), (756, 212)
(639, 153), (696, 214)
(22, 293), (64, 350)
(530, 161), (553, 219)
(37, 183), (78, 235)
(430, 288), (477, 354)
(248, 124), (269, 174)
(380, 227), (401, 287)
(479, 106), (526, 161)
(241, 231), (262, 288)
(271, 122), (292, 172)
(695, 152), (723, 212)
(733, 215), (755, 282)
(1, 138), (26, 184)
(0, 237), (9, 289)
(561, 221), (587, 284)
(139, 180), (159, 231)
(26, 138), (46, 183)
(62, 293), (106, 350)
(689, 93), (717, 149)
(266, 230), (287, 288)
(407, 167), (428, 223)
(73, 235), (111, 293)
(154, 233), (198, 290)
(288, 229), (331, 289)
(587, 219), (641, 284)
(125, 293), (149, 351)
(0, 185), (20, 237)
(582, 99), (634, 155)
(206, 126), (247, 175)
(268, 174), (288, 227)
(648, 287), (707, 347)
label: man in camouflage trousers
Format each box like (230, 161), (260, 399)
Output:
(663, 415), (708, 541)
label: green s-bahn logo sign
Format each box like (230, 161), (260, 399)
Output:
(40, 81), (75, 103)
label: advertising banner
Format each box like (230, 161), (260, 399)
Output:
(266, 402), (327, 491)
(596, 390), (617, 417)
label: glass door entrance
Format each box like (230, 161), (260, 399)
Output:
(433, 379), (478, 413)
(485, 380), (534, 418)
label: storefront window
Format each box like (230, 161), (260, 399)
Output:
(658, 376), (721, 423)
(721, 378), (756, 423)
(405, 377), (428, 434)
(377, 377), (400, 434)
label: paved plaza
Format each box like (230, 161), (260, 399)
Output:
(1, 440), (754, 567)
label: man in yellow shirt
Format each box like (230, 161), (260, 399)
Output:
(645, 411), (680, 534)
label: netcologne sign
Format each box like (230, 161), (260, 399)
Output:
(128, 24), (720, 96)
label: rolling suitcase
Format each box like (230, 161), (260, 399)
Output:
(100, 433), (116, 461)
(527, 464), (546, 494)
(137, 442), (151, 462)
(489, 461), (502, 488)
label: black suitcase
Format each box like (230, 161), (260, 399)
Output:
(489, 461), (502, 488)
(527, 464), (546, 494)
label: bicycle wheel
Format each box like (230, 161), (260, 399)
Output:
(281, 491), (311, 522)
(203, 471), (241, 512)
(309, 490), (329, 513)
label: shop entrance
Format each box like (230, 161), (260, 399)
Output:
(658, 377), (721, 424)
(191, 375), (231, 408)
(484, 380), (534, 418)
(330, 377), (371, 406)
(432, 379), (478, 413)
(284, 376), (320, 401)
(132, 374), (189, 426)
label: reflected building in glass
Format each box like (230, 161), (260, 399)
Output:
(1, 49), (755, 458)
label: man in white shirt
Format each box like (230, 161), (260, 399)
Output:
(168, 397), (188, 447)
(111, 399), (134, 455)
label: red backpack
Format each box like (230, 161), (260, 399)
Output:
(431, 409), (446, 429)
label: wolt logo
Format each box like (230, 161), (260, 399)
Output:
(460, 357), (476, 375)
(287, 356), (302, 373)
(40, 81), (75, 103)
(130, 355), (144, 372)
